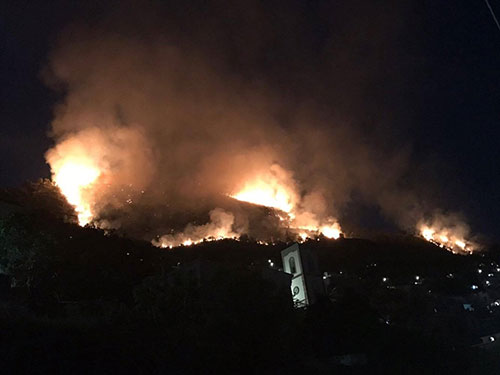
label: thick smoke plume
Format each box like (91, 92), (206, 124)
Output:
(43, 1), (478, 248)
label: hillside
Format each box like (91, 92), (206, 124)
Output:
(1, 182), (499, 374)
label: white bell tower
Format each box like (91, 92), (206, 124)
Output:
(281, 243), (325, 307)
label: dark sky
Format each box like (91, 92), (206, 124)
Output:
(1, 0), (499, 239)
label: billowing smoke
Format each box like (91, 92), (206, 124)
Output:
(43, 1), (479, 249)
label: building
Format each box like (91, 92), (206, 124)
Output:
(281, 243), (325, 307)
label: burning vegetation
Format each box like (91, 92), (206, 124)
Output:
(152, 208), (241, 248)
(418, 214), (478, 253)
(229, 164), (342, 242)
(47, 142), (478, 253)
(47, 148), (343, 248)
(43, 90), (479, 253)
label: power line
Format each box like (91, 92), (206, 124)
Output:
(484, 0), (500, 32)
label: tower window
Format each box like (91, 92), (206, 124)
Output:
(289, 256), (297, 274)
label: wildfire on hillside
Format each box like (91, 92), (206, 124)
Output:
(47, 139), (482, 254)
(46, 132), (483, 253)
(152, 165), (342, 248)
(229, 165), (342, 242)
(45, 127), (154, 228)
(418, 220), (477, 254)
(40, 15), (483, 254)
(47, 139), (342, 248)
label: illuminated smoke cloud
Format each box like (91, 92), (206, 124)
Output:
(43, 1), (480, 248)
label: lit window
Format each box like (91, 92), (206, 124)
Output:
(289, 257), (297, 274)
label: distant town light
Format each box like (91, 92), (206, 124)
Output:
(463, 303), (474, 311)
(472, 285), (479, 290)
(486, 280), (491, 286)
(490, 336), (495, 342)
(382, 277), (388, 282)
(478, 269), (483, 274)
(415, 275), (420, 281)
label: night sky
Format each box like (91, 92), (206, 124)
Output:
(1, 1), (499, 240)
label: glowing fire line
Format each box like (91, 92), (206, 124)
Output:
(231, 185), (295, 215)
(419, 224), (474, 253)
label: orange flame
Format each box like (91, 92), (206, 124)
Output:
(230, 165), (298, 215)
(53, 160), (100, 225)
(46, 136), (102, 226)
(46, 126), (154, 227)
(418, 222), (474, 253)
(231, 185), (294, 214)
(230, 165), (342, 241)
(320, 222), (342, 239)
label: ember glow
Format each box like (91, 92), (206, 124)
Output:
(153, 208), (241, 248)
